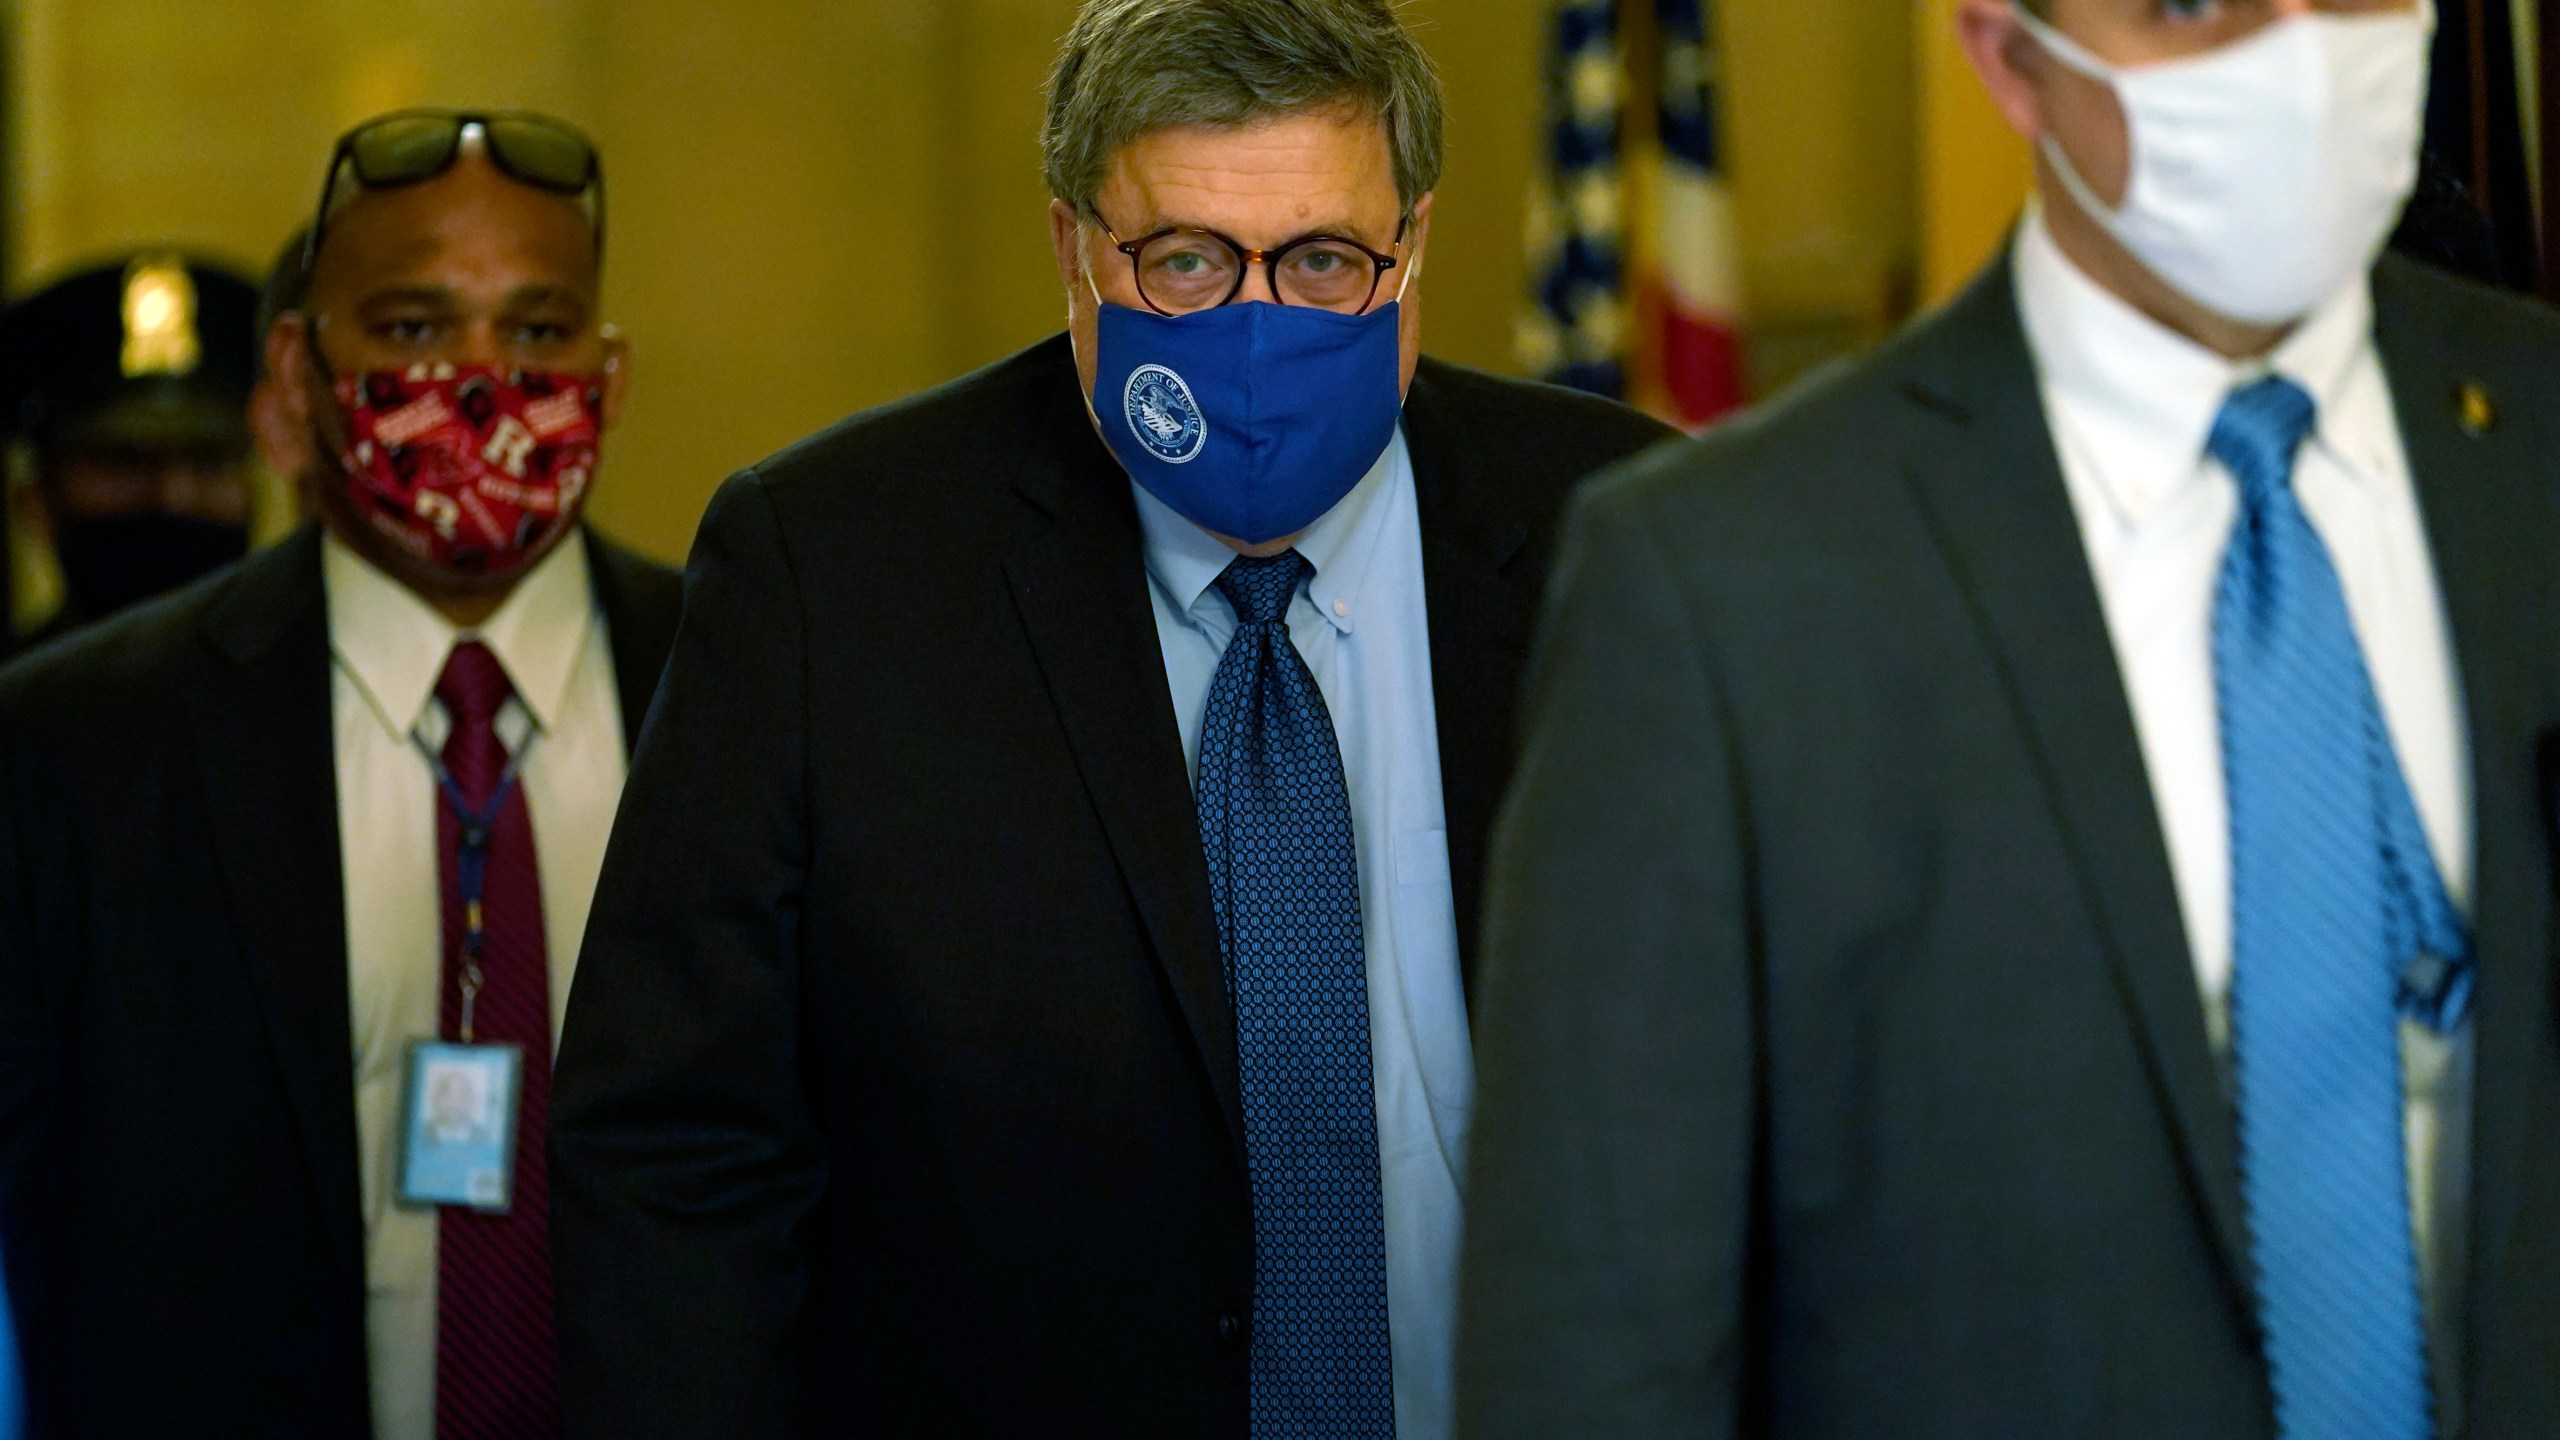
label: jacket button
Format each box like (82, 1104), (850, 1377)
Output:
(1218, 1311), (1245, 1347)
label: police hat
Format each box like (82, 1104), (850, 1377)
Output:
(0, 253), (261, 455)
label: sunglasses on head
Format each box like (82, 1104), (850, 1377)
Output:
(303, 109), (605, 271)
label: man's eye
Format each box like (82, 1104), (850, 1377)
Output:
(1159, 249), (1233, 278)
(2159, 0), (2221, 19)
(379, 319), (438, 344)
(512, 323), (573, 345)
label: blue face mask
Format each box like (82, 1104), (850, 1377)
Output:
(1089, 293), (1404, 546)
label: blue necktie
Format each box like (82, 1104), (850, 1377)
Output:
(2213, 375), (2465, 1440)
(1196, 550), (1396, 1439)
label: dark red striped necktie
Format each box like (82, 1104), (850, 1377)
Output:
(432, 640), (561, 1438)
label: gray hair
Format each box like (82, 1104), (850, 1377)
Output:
(1042, 0), (1446, 220)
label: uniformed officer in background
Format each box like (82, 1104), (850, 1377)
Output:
(0, 253), (261, 659)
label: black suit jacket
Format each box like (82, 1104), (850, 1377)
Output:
(1457, 254), (2560, 1438)
(549, 334), (1673, 1438)
(0, 525), (682, 1439)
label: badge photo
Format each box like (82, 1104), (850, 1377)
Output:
(397, 1040), (523, 1213)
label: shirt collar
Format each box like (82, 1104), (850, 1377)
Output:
(323, 528), (599, 741)
(1132, 426), (1408, 637)
(2013, 202), (2379, 526)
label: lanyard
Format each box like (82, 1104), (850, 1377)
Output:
(409, 728), (535, 1044)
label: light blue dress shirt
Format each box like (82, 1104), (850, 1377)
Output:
(1134, 428), (1475, 1440)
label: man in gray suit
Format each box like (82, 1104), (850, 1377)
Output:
(1458, 0), (2560, 1436)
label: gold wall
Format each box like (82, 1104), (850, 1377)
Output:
(1916, 0), (2035, 305)
(1723, 0), (1923, 380)
(10, 0), (2025, 564)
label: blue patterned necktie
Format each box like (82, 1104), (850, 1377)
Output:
(1196, 550), (1396, 1439)
(2213, 375), (2466, 1440)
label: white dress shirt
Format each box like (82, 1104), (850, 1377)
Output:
(1135, 429), (1474, 1440)
(324, 530), (628, 1440)
(2015, 208), (2475, 1401)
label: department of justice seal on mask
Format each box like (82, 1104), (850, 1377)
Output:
(1123, 364), (1207, 464)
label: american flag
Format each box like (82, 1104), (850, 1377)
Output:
(1520, 0), (1746, 430)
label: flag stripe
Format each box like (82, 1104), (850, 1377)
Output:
(1524, 0), (1746, 429)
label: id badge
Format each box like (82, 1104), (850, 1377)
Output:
(397, 1040), (523, 1213)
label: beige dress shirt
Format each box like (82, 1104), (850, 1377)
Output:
(323, 531), (627, 1440)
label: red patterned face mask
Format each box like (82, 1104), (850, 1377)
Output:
(333, 364), (604, 576)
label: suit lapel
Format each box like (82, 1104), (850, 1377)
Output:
(185, 527), (365, 1287)
(2371, 260), (2560, 1421)
(1001, 380), (1246, 1161)
(584, 529), (684, 754)
(1402, 368), (1541, 1001)
(1894, 261), (2258, 1313)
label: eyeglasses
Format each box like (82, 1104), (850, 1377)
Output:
(303, 109), (604, 272)
(1094, 213), (1409, 317)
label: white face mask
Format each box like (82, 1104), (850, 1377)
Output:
(2017, 3), (2434, 326)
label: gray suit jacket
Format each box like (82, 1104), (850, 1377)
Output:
(1457, 254), (2560, 1439)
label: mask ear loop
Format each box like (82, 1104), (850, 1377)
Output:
(292, 313), (379, 492)
(2009, 6), (2114, 82)
(1386, 214), (1420, 307)
(1075, 226), (1112, 424)
(2037, 130), (2126, 228)
(2009, 7), (2132, 225)
(1078, 214), (1116, 314)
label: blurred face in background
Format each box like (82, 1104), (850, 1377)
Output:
(1959, 0), (2430, 352)
(32, 428), (254, 620)
(2005, 0), (2419, 205)
(41, 438), (250, 528)
(270, 139), (625, 613)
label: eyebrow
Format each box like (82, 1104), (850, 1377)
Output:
(503, 283), (590, 311)
(356, 285), (461, 313)
(352, 282), (590, 314)
(1142, 216), (1394, 251)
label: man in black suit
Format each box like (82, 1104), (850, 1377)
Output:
(0, 111), (680, 1438)
(549, 3), (1671, 1436)
(1459, 1), (2560, 1437)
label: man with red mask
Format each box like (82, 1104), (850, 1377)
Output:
(0, 110), (681, 1439)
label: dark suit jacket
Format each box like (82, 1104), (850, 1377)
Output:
(0, 611), (74, 669)
(0, 524), (682, 1439)
(548, 334), (1673, 1439)
(1457, 254), (2560, 1439)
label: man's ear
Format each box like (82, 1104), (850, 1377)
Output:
(1050, 199), (1086, 309)
(1956, 0), (2050, 142)
(267, 315), (322, 433)
(598, 326), (632, 430)
(248, 378), (312, 489)
(265, 315), (340, 515)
